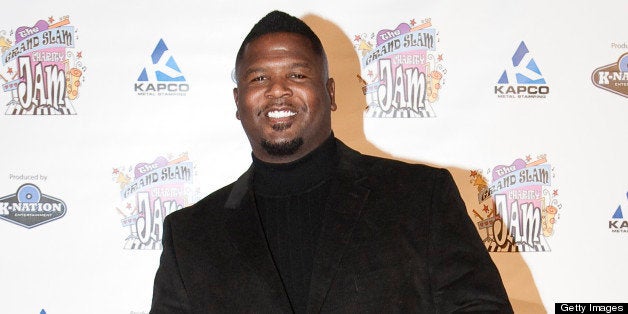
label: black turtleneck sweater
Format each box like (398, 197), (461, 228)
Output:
(252, 135), (337, 314)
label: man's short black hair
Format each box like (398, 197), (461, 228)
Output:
(235, 10), (327, 71)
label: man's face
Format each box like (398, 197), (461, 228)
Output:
(233, 32), (336, 163)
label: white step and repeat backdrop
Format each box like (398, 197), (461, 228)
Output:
(1, 1), (627, 313)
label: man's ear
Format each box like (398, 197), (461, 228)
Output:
(327, 78), (337, 111)
(233, 87), (241, 120)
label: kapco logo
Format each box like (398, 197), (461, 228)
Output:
(134, 39), (189, 96)
(495, 41), (549, 99)
(609, 192), (628, 233)
(0, 183), (67, 228)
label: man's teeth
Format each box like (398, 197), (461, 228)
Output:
(267, 110), (296, 118)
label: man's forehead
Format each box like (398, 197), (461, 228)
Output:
(235, 31), (328, 80)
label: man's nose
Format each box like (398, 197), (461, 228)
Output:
(265, 78), (293, 98)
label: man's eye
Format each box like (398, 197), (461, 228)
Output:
(289, 73), (305, 79)
(251, 76), (266, 82)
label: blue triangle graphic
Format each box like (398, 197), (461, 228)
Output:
(137, 39), (187, 82)
(166, 56), (181, 72)
(526, 59), (542, 75)
(138, 68), (148, 81)
(40, 310), (46, 314)
(156, 71), (185, 81)
(613, 206), (623, 219)
(498, 70), (509, 84)
(516, 73), (546, 84)
(152, 39), (168, 64)
(512, 41), (529, 67)
(499, 41), (547, 84)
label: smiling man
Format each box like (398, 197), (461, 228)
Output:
(150, 11), (513, 313)
(233, 29), (336, 163)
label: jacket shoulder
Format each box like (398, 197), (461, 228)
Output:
(343, 147), (450, 185)
(165, 182), (235, 225)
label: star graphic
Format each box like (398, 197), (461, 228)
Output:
(48, 16), (55, 24)
(354, 35), (361, 42)
(483, 204), (490, 213)
(410, 19), (416, 26)
(77, 51), (82, 58)
(112, 168), (119, 174)
(126, 203), (132, 209)
(470, 170), (478, 177)
(367, 70), (373, 77)
(553, 190), (559, 197)
(437, 54), (443, 61)
(526, 155), (532, 162)
(7, 68), (13, 74)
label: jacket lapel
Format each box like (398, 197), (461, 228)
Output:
(223, 169), (292, 312)
(306, 143), (371, 313)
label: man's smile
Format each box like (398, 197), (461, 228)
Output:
(266, 109), (297, 119)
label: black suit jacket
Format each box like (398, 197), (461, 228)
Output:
(150, 140), (512, 313)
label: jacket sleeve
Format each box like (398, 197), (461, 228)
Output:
(150, 215), (192, 314)
(428, 169), (513, 313)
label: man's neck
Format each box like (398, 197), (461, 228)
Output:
(252, 134), (337, 195)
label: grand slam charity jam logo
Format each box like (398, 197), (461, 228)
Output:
(1, 15), (86, 115)
(112, 153), (199, 249)
(469, 154), (562, 252)
(0, 183), (67, 228)
(134, 39), (189, 96)
(591, 52), (628, 98)
(495, 41), (549, 99)
(354, 18), (446, 118)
